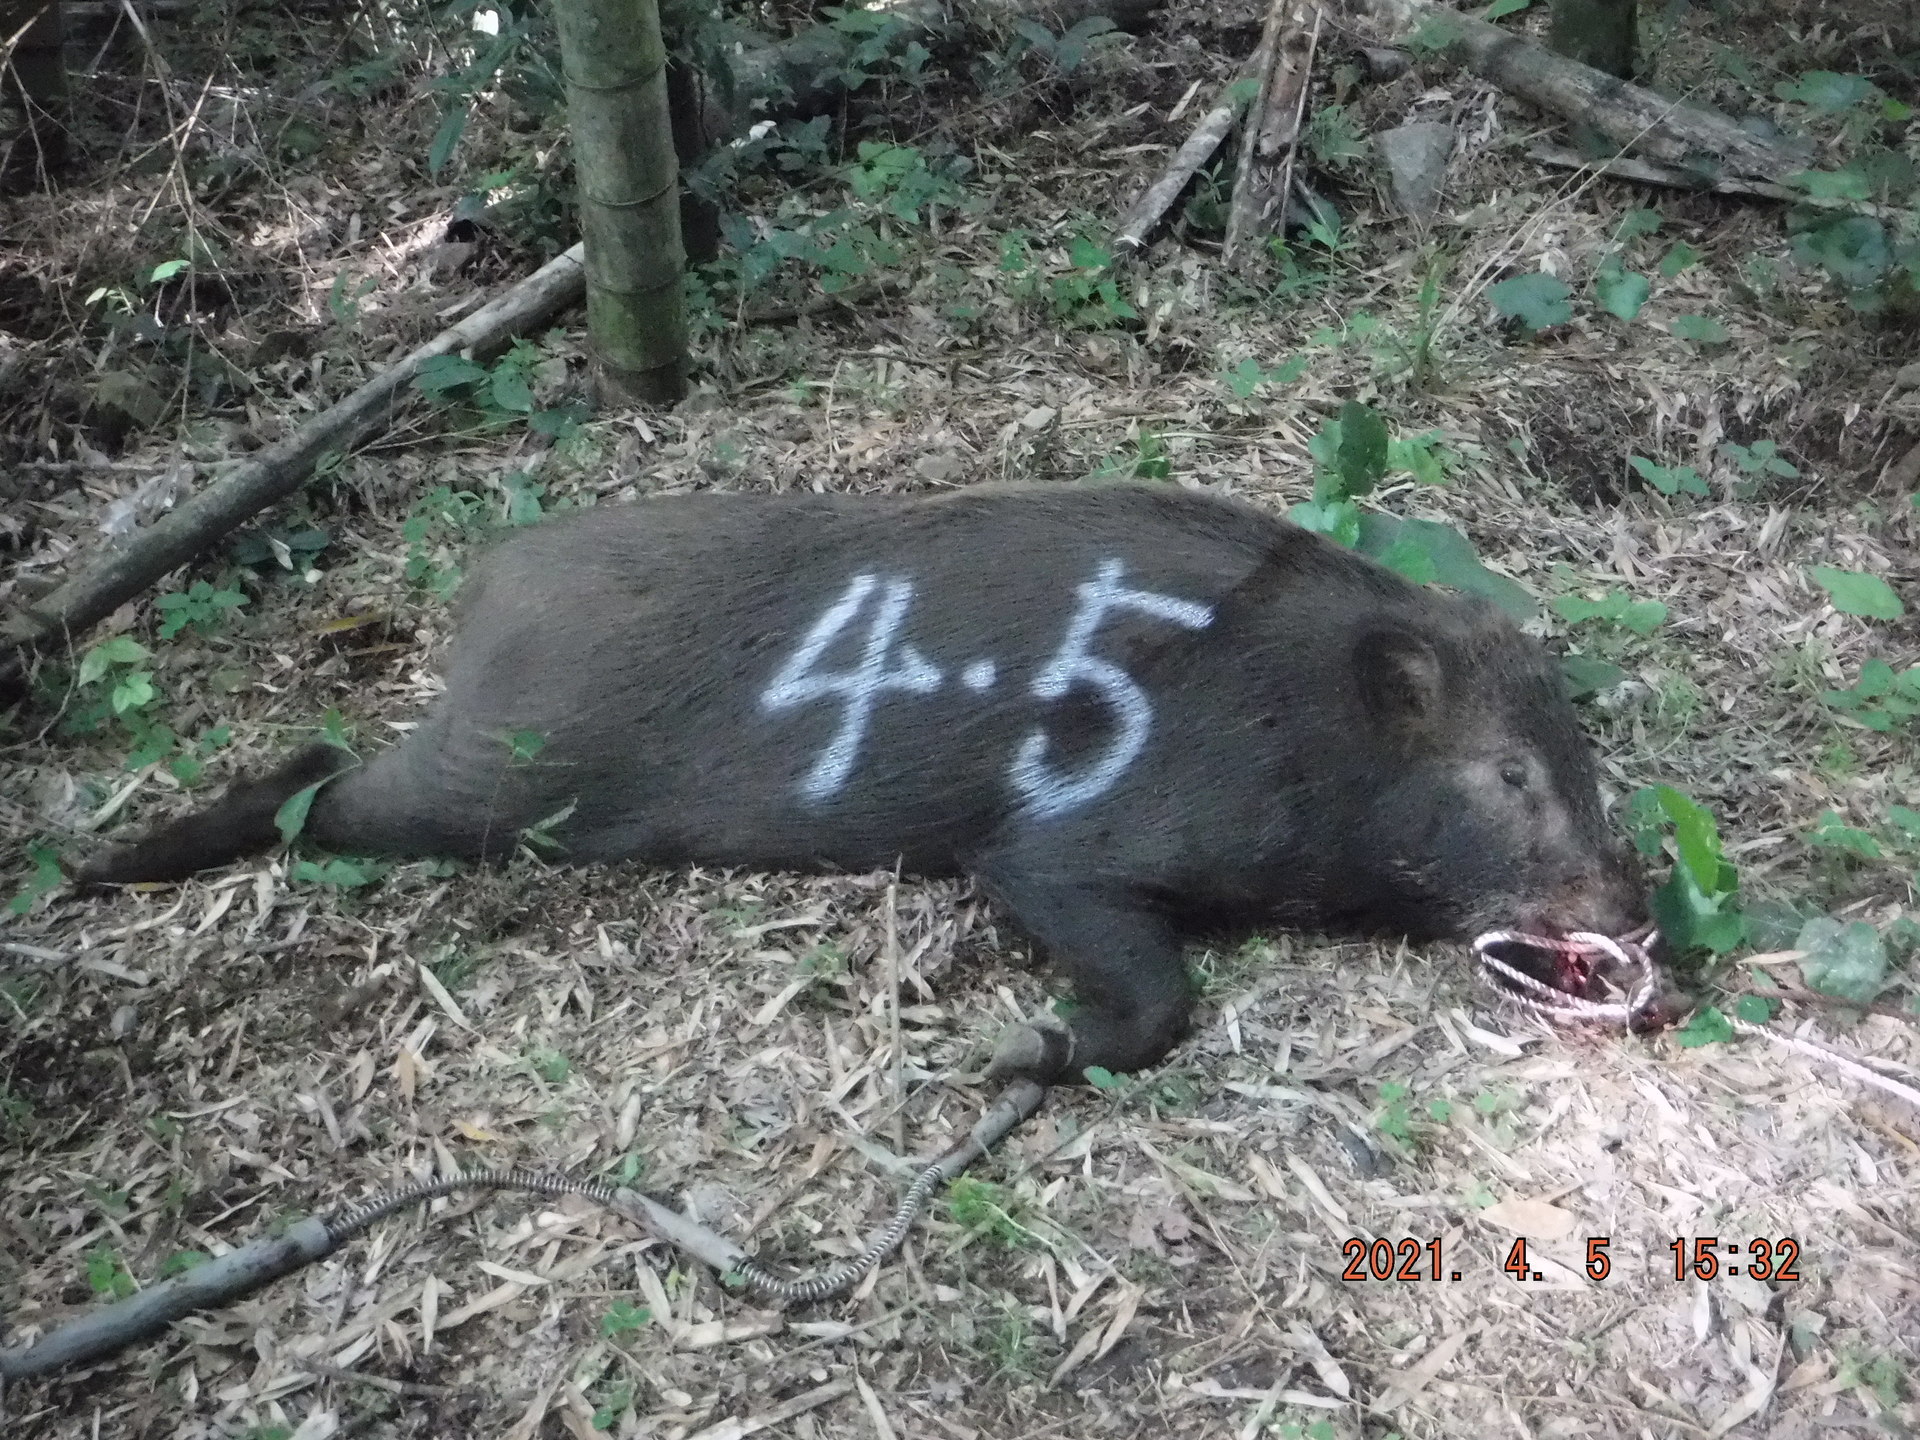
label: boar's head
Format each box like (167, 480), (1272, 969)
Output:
(1335, 606), (1647, 944)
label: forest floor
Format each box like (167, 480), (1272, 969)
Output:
(3, 0), (1919, 1437)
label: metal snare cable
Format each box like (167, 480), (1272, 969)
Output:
(0, 1080), (1047, 1382)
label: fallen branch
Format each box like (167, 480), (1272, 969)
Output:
(1, 245), (587, 672)
(1416, 8), (1812, 184)
(1114, 48), (1272, 253)
(1223, 0), (1321, 271)
(1528, 141), (1910, 218)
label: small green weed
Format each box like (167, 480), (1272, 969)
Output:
(1286, 402), (1528, 618)
(154, 580), (248, 638)
(948, 1177), (1033, 1249)
(1305, 102), (1369, 171)
(403, 484), (486, 600)
(8, 844), (63, 916)
(290, 856), (388, 890)
(413, 341), (583, 439)
(1088, 427), (1172, 482)
(85, 1245), (136, 1301)
(600, 1300), (651, 1337)
(1001, 232), (1137, 329)
(1823, 659), (1920, 730)
(983, 1301), (1039, 1377)
(1375, 1081), (1416, 1144)
(1219, 354), (1309, 401)
(1628, 455), (1708, 498)
(1006, 15), (1118, 78)
(1552, 588), (1667, 636)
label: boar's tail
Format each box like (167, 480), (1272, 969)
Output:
(72, 743), (358, 886)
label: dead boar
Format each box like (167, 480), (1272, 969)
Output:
(77, 483), (1646, 1083)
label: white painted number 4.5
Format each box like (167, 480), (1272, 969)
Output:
(760, 560), (1213, 818)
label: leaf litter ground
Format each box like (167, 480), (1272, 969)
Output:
(2, 2), (1919, 1437)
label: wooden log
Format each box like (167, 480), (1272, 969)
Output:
(2, 246), (587, 671)
(1528, 142), (1907, 218)
(1423, 8), (1811, 183)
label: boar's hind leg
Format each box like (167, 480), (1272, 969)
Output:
(978, 867), (1191, 1085)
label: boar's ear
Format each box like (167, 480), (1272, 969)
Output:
(1354, 630), (1443, 733)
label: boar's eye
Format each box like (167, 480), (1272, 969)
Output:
(1499, 761), (1529, 790)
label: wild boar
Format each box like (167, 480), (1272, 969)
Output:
(77, 484), (1646, 1082)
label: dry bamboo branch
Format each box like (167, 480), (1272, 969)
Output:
(1114, 49), (1272, 254)
(1223, 0), (1321, 271)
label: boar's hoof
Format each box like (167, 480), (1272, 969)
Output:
(985, 1014), (1076, 1085)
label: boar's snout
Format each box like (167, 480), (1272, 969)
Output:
(1524, 842), (1649, 940)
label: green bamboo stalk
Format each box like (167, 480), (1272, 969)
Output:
(552, 0), (688, 405)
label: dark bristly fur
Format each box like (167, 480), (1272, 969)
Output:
(77, 484), (1645, 1081)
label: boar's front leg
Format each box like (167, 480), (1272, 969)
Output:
(975, 863), (1191, 1085)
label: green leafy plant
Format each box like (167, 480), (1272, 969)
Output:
(8, 844), (63, 916)
(1806, 810), (1882, 861)
(1809, 565), (1904, 620)
(1670, 313), (1730, 345)
(1306, 102), (1369, 172)
(62, 636), (219, 778)
(154, 580), (248, 639)
(413, 340), (579, 439)
(1561, 655), (1626, 699)
(231, 524), (330, 572)
(1220, 354), (1309, 400)
(591, 1382), (634, 1431)
(843, 141), (968, 225)
(1261, 191), (1362, 298)
(290, 857), (389, 889)
(403, 484), (486, 600)
(1627, 785), (1743, 955)
(1007, 15), (1118, 77)
(1089, 427), (1173, 482)
(1553, 589), (1667, 636)
(79, 636), (156, 717)
(600, 1300), (651, 1337)
(1489, 271), (1573, 336)
(85, 1245), (137, 1301)
(823, 4), (917, 89)
(274, 711), (354, 844)
(1628, 455), (1708, 498)
(1375, 1080), (1415, 1144)
(948, 1177), (1033, 1249)
(1658, 240), (1702, 278)
(1593, 259), (1651, 321)
(1720, 440), (1798, 485)
(1675, 1005), (1735, 1048)
(1002, 232), (1137, 329)
(1822, 659), (1920, 731)
(160, 1249), (210, 1278)
(1286, 403), (1532, 619)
